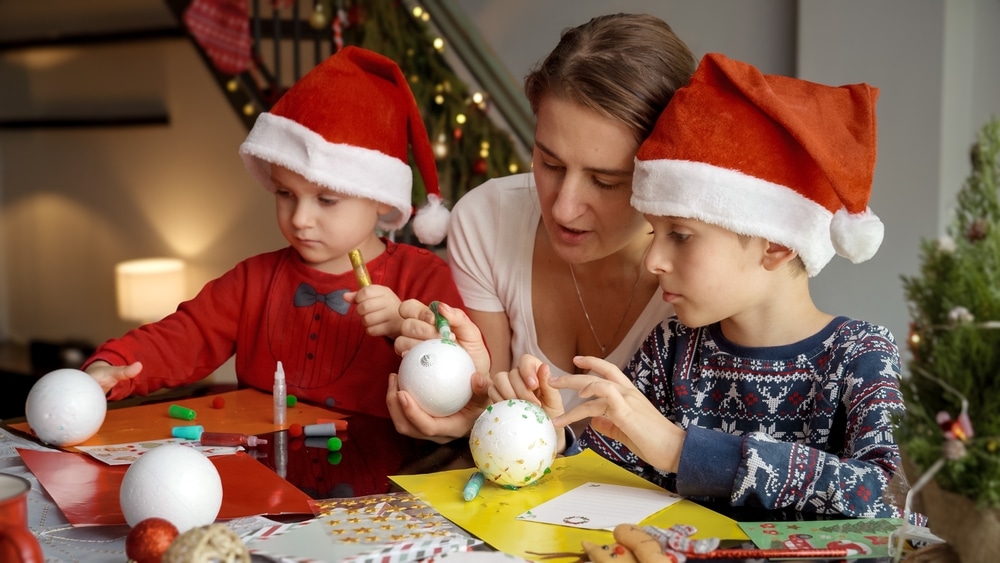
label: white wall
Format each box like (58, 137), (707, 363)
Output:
(1, 0), (997, 381)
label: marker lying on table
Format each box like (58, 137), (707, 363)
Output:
(199, 432), (268, 448)
(171, 425), (203, 440)
(303, 422), (341, 437)
(462, 471), (485, 501)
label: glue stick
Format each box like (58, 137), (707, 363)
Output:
(273, 361), (287, 426)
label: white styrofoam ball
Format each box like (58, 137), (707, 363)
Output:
(398, 338), (475, 417)
(120, 444), (223, 533)
(469, 399), (558, 488)
(25, 368), (107, 447)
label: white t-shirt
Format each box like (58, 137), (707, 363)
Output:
(447, 173), (675, 410)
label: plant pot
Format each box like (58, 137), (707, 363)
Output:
(919, 479), (1000, 563)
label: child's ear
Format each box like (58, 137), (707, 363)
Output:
(762, 242), (798, 271)
(376, 202), (393, 215)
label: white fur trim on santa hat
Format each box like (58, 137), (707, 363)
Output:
(831, 207), (884, 263)
(632, 158), (837, 277)
(240, 113), (413, 231)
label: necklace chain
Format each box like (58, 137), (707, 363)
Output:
(569, 262), (642, 357)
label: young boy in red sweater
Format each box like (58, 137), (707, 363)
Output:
(84, 47), (462, 418)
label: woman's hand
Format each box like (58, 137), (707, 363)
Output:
(394, 300), (490, 375)
(549, 356), (685, 472)
(386, 371), (492, 443)
(84, 360), (142, 394)
(388, 300), (493, 442)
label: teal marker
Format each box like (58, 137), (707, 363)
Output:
(462, 471), (485, 501)
(171, 425), (204, 440)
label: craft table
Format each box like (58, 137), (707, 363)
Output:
(1, 388), (898, 562)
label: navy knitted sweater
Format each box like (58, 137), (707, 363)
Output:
(571, 316), (906, 518)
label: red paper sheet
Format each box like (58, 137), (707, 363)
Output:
(18, 447), (314, 526)
(9, 388), (345, 451)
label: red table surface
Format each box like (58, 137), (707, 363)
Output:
(8, 388), (345, 451)
(18, 447), (314, 526)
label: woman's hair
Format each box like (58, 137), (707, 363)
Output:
(524, 13), (696, 144)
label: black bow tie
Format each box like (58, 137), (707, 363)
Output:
(293, 282), (349, 315)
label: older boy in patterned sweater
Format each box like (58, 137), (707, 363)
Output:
(495, 52), (907, 518)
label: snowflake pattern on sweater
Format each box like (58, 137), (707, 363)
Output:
(575, 316), (906, 518)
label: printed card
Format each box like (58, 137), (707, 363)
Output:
(516, 482), (682, 530)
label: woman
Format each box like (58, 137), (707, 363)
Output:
(388, 13), (696, 441)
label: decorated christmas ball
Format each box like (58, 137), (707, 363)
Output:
(125, 517), (179, 563)
(469, 399), (558, 488)
(24, 368), (107, 446)
(398, 338), (475, 417)
(120, 444), (223, 533)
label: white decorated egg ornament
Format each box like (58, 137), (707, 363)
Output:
(469, 399), (558, 488)
(25, 368), (107, 447)
(398, 338), (475, 417)
(119, 443), (223, 533)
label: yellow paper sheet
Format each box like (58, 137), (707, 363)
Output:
(390, 449), (747, 561)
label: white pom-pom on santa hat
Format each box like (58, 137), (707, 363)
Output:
(238, 46), (450, 245)
(831, 207), (884, 264)
(412, 194), (451, 246)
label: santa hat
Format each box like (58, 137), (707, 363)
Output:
(239, 46), (449, 245)
(632, 52), (883, 277)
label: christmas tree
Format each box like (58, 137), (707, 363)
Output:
(896, 116), (1000, 507)
(309, 0), (526, 221)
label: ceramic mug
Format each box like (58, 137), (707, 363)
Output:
(0, 473), (43, 563)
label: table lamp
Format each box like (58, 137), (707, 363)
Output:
(115, 258), (186, 324)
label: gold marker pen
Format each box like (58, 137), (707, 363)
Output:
(349, 249), (371, 287)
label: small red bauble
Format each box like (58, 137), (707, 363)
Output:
(288, 423), (304, 438)
(125, 517), (179, 563)
(211, 396), (226, 409)
(472, 158), (488, 175)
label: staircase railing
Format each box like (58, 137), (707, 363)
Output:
(164, 0), (532, 152)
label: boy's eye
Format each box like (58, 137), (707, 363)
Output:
(319, 196), (339, 206)
(669, 231), (690, 242)
(591, 176), (622, 190)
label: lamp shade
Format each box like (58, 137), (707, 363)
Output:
(115, 258), (186, 323)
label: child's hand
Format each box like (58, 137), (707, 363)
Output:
(549, 356), (685, 473)
(386, 371), (492, 443)
(345, 285), (402, 337)
(84, 361), (142, 394)
(489, 354), (565, 418)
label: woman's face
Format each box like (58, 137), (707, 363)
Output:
(532, 96), (649, 264)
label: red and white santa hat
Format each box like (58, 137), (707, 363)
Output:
(240, 46), (449, 245)
(632, 52), (883, 276)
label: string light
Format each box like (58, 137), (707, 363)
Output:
(242, 103), (255, 116)
(508, 163), (519, 173)
(455, 114), (467, 125)
(226, 80), (239, 92)
(412, 6), (424, 18)
(432, 37), (445, 52)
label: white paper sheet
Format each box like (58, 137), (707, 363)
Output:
(516, 482), (682, 530)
